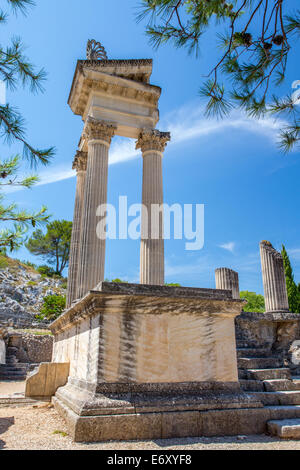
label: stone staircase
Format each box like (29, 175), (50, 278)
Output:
(0, 346), (33, 381)
(238, 346), (300, 439)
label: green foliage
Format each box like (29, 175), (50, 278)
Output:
(36, 294), (66, 322)
(0, 1), (55, 251)
(111, 278), (128, 283)
(26, 220), (72, 276)
(139, 0), (300, 151)
(0, 1), (55, 166)
(27, 280), (37, 286)
(21, 260), (37, 269)
(281, 245), (300, 313)
(0, 254), (9, 269)
(240, 291), (265, 313)
(53, 430), (68, 437)
(165, 282), (181, 287)
(0, 170), (49, 250)
(37, 264), (56, 277)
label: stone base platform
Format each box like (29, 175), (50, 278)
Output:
(49, 282), (255, 441)
(52, 380), (265, 442)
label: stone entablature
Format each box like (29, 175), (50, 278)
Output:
(68, 59), (161, 138)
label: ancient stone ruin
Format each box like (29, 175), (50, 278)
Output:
(24, 42), (300, 442)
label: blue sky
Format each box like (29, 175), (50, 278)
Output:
(2, 0), (300, 294)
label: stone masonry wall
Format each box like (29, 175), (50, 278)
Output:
(10, 332), (53, 364)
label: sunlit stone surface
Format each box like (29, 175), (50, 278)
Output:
(260, 240), (289, 313)
(0, 339), (5, 365)
(50, 283), (263, 442)
(52, 283), (242, 384)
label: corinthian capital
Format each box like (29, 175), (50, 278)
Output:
(72, 151), (88, 172)
(84, 117), (117, 145)
(136, 129), (171, 153)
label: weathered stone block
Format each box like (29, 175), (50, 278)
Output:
(25, 362), (69, 399)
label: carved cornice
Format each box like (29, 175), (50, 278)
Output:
(72, 151), (88, 172)
(136, 129), (171, 153)
(50, 283), (244, 335)
(83, 117), (117, 144)
(68, 60), (161, 117)
(75, 79), (160, 117)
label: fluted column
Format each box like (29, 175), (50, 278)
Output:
(66, 151), (88, 307)
(260, 240), (289, 313)
(136, 129), (170, 285)
(76, 118), (116, 299)
(215, 268), (240, 299)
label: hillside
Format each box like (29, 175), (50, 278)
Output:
(0, 254), (67, 329)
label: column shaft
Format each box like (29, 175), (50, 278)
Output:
(140, 150), (164, 285)
(136, 130), (170, 286)
(260, 240), (289, 313)
(215, 268), (240, 299)
(66, 152), (87, 307)
(76, 119), (116, 299)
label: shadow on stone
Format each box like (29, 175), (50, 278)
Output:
(0, 416), (14, 449)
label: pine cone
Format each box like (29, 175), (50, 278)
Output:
(273, 35), (284, 46)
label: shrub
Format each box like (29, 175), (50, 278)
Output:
(37, 265), (56, 277)
(21, 260), (37, 269)
(36, 294), (66, 322)
(240, 291), (265, 313)
(0, 254), (9, 269)
(165, 283), (181, 287)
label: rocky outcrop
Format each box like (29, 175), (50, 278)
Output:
(0, 262), (66, 328)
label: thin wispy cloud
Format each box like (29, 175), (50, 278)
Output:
(3, 102), (287, 193)
(219, 242), (236, 253)
(162, 103), (285, 146)
(288, 248), (300, 262)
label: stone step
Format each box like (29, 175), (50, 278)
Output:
(236, 341), (255, 349)
(264, 379), (300, 392)
(245, 368), (291, 381)
(0, 372), (27, 380)
(0, 376), (26, 381)
(0, 395), (50, 407)
(267, 419), (300, 439)
(6, 359), (18, 365)
(266, 405), (300, 421)
(0, 365), (27, 371)
(239, 379), (264, 392)
(238, 357), (282, 370)
(0, 371), (26, 378)
(249, 391), (300, 406)
(236, 348), (270, 358)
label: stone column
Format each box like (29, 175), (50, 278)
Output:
(136, 129), (170, 285)
(0, 327), (7, 365)
(215, 268), (240, 300)
(66, 151), (88, 307)
(76, 118), (116, 299)
(260, 240), (289, 313)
